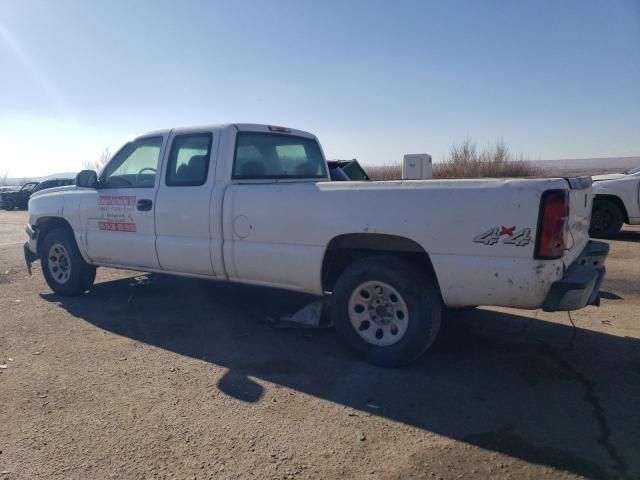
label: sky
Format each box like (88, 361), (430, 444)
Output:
(0, 0), (639, 178)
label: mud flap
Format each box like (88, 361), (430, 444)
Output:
(24, 242), (38, 275)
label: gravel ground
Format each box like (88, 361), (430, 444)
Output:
(0, 210), (639, 480)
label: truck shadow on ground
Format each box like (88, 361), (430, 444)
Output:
(612, 230), (640, 243)
(42, 274), (640, 480)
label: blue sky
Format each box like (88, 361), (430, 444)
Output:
(0, 0), (639, 177)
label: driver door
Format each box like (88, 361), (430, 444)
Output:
(80, 135), (167, 269)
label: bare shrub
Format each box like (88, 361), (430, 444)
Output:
(0, 170), (8, 186)
(364, 139), (541, 181)
(83, 146), (111, 172)
(435, 139), (541, 178)
(367, 164), (402, 181)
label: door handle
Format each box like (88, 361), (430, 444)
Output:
(137, 199), (153, 211)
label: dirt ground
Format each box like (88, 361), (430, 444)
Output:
(0, 209), (638, 480)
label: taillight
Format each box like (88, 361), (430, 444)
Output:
(535, 190), (569, 259)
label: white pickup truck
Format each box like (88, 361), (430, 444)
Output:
(25, 124), (609, 366)
(589, 166), (640, 237)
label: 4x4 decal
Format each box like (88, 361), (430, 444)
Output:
(473, 226), (532, 246)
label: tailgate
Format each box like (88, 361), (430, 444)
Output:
(563, 176), (593, 267)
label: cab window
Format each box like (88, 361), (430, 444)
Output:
(166, 133), (212, 186)
(101, 137), (163, 188)
(232, 132), (327, 180)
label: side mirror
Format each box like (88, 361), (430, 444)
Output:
(76, 170), (98, 188)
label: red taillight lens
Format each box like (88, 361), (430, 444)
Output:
(536, 190), (569, 259)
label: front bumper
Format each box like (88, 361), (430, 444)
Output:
(543, 241), (609, 312)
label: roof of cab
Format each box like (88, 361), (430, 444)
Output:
(136, 123), (315, 140)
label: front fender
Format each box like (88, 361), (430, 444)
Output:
(28, 194), (91, 264)
(28, 194), (66, 230)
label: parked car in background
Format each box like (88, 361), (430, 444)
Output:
(1, 178), (74, 210)
(31, 178), (75, 194)
(1, 182), (38, 210)
(589, 165), (640, 237)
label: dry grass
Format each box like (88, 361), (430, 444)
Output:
(366, 164), (402, 181)
(367, 139), (542, 180)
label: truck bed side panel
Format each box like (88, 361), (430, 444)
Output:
(224, 178), (571, 308)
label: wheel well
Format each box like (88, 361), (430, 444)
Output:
(321, 233), (439, 292)
(35, 217), (74, 254)
(594, 195), (629, 223)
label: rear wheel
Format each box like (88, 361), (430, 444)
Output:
(2, 198), (16, 210)
(41, 228), (96, 295)
(332, 256), (442, 367)
(590, 198), (623, 238)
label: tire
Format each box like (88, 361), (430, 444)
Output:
(332, 256), (442, 367)
(590, 199), (623, 238)
(2, 198), (15, 210)
(40, 227), (96, 295)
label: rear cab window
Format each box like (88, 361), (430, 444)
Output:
(232, 132), (328, 180)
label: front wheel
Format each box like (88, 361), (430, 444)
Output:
(2, 198), (16, 210)
(40, 228), (96, 295)
(332, 256), (442, 367)
(590, 199), (623, 238)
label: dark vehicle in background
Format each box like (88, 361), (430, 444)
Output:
(327, 159), (370, 181)
(32, 178), (75, 194)
(0, 182), (38, 210)
(1, 179), (74, 210)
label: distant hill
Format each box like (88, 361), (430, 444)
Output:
(4, 172), (77, 186)
(535, 156), (640, 176)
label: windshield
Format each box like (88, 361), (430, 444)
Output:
(627, 165), (640, 175)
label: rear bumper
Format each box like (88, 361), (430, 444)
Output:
(542, 241), (609, 312)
